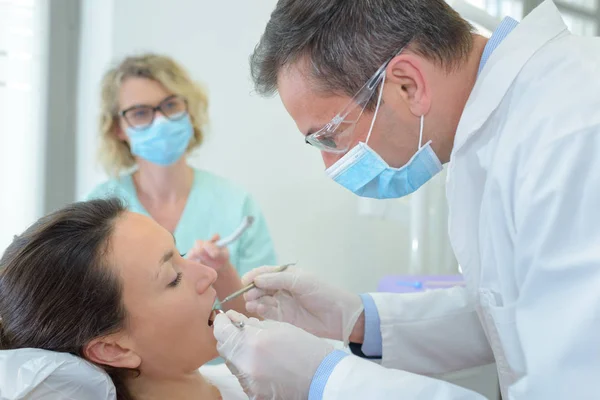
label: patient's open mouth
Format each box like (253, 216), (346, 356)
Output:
(208, 309), (223, 327)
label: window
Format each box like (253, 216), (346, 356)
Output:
(463, 0), (524, 20)
(0, 0), (46, 252)
(556, 0), (599, 36)
(463, 0), (599, 35)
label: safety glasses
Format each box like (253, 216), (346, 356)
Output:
(304, 49), (403, 154)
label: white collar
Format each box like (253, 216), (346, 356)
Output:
(451, 0), (568, 156)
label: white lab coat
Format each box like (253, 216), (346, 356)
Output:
(323, 1), (600, 398)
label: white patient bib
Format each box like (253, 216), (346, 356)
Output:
(0, 348), (116, 400)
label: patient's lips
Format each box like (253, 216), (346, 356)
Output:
(208, 309), (224, 327)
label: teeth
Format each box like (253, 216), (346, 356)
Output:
(208, 309), (224, 326)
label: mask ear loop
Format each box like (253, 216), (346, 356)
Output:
(418, 115), (424, 149)
(365, 73), (386, 145)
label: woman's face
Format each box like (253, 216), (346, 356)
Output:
(109, 211), (218, 377)
(116, 77), (175, 139)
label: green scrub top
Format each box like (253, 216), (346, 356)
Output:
(87, 168), (277, 274)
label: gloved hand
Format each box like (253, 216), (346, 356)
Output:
(214, 310), (334, 400)
(243, 266), (364, 344)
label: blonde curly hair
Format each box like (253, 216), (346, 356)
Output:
(98, 53), (208, 176)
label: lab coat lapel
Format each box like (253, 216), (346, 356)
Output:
(446, 0), (568, 288)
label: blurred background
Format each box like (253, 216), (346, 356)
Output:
(1, 1), (597, 397)
(1, 0), (597, 293)
(0, 0), (600, 291)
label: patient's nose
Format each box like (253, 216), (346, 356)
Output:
(190, 261), (217, 294)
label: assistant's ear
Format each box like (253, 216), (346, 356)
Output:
(84, 334), (141, 370)
(113, 118), (128, 141)
(384, 54), (431, 117)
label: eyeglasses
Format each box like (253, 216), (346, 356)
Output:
(304, 48), (405, 154)
(119, 95), (188, 130)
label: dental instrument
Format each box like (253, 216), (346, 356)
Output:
(215, 216), (255, 247)
(218, 263), (295, 305)
(208, 309), (245, 329)
(208, 263), (296, 328)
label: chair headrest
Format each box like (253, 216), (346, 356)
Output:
(0, 348), (116, 400)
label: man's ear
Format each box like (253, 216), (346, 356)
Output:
(83, 333), (141, 370)
(385, 54), (431, 117)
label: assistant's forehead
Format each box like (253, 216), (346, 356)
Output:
(118, 77), (172, 110)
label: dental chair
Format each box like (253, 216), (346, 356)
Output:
(0, 348), (115, 400)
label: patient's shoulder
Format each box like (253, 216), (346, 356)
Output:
(199, 364), (247, 400)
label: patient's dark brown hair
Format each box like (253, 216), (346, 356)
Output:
(0, 198), (134, 400)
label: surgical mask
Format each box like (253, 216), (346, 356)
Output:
(127, 114), (193, 166)
(325, 75), (442, 199)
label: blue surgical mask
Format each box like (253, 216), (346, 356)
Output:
(127, 114), (193, 166)
(325, 75), (442, 199)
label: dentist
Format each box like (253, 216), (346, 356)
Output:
(214, 0), (600, 399)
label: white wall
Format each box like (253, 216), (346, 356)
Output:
(76, 0), (114, 200)
(76, 0), (457, 293)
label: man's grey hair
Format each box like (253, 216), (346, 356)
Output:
(250, 0), (474, 99)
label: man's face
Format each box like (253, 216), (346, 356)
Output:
(277, 61), (421, 169)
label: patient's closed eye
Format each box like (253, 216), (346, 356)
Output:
(168, 272), (183, 288)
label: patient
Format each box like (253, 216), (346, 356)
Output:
(0, 198), (246, 400)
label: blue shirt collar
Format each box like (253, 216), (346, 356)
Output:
(478, 17), (519, 75)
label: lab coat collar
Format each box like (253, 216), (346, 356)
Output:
(451, 0), (568, 156)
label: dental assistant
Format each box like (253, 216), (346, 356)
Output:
(213, 0), (600, 398)
(86, 54), (277, 318)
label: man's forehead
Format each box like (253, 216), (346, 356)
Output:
(278, 62), (314, 102)
(278, 63), (350, 135)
